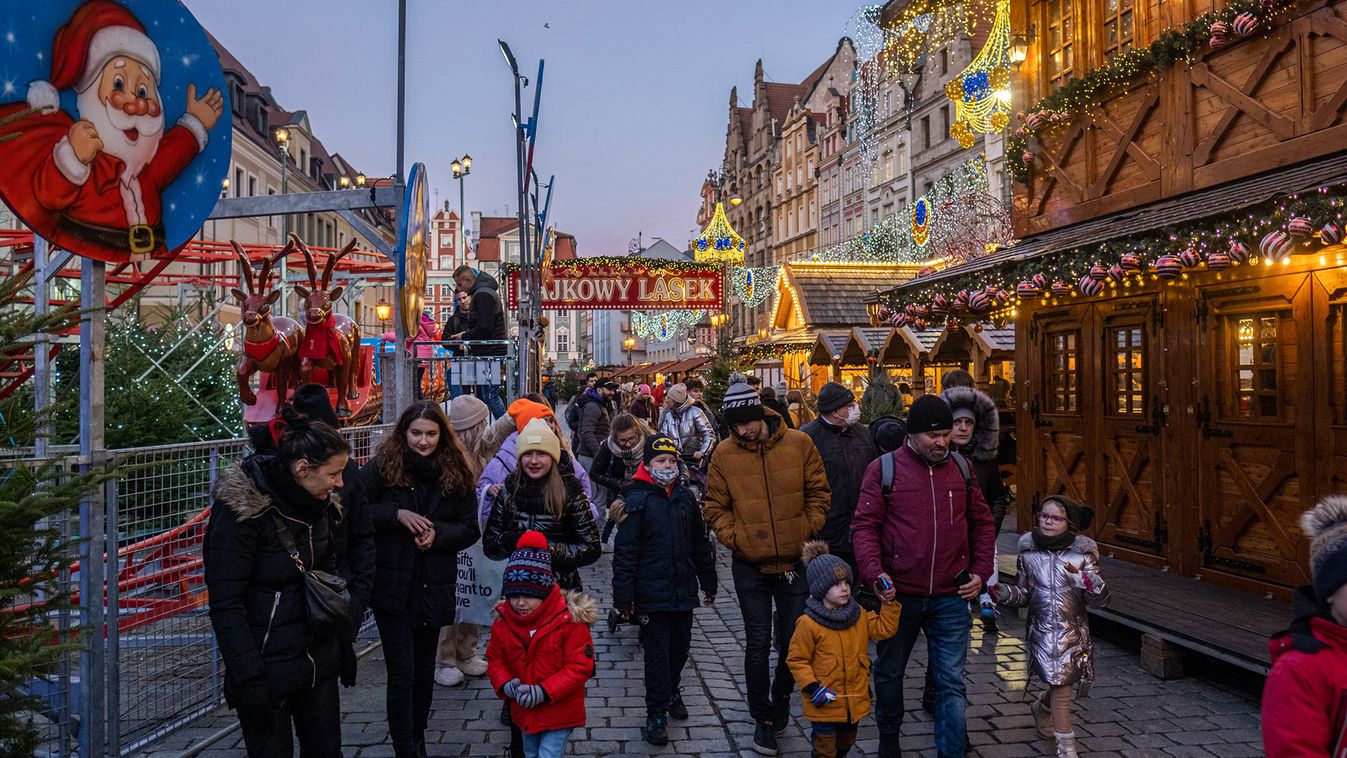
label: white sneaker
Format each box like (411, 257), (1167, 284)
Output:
(434, 666), (464, 687)
(458, 656), (489, 677)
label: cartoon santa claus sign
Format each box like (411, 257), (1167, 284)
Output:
(0, 0), (227, 263)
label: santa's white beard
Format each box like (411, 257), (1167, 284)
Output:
(76, 86), (164, 181)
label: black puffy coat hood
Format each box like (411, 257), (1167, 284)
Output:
(941, 385), (1000, 462)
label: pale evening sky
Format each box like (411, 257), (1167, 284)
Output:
(184, 0), (861, 256)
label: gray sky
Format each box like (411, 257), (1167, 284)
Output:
(184, 0), (857, 256)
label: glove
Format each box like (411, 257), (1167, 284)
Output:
(500, 678), (522, 700)
(804, 682), (837, 707)
(231, 677), (273, 713)
(514, 683), (546, 709)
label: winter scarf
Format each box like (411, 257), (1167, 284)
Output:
(299, 314), (344, 363)
(803, 596), (862, 631)
(606, 436), (643, 475)
(1031, 528), (1076, 553)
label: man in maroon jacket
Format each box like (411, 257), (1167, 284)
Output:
(851, 394), (996, 758)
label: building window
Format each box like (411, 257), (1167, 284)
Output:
(234, 168), (244, 197)
(440, 307), (453, 324)
(1046, 0), (1075, 83)
(1046, 330), (1080, 413)
(1108, 326), (1145, 415)
(425, 283), (435, 298)
(1102, 0), (1135, 58)
(922, 116), (932, 149)
(939, 48), (948, 75)
(556, 328), (570, 354)
(441, 284), (454, 299)
(1231, 314), (1280, 418)
(268, 188), (276, 227)
(939, 107), (950, 144)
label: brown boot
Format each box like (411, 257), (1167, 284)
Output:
(811, 733), (838, 758)
(1031, 693), (1054, 738)
(836, 729), (858, 757)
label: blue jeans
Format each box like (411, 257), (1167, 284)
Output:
(873, 593), (970, 758)
(478, 382), (506, 418)
(521, 728), (571, 758)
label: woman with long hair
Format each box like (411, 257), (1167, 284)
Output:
(787, 389), (816, 427)
(205, 406), (369, 758)
(483, 418), (600, 592)
(363, 400), (481, 757)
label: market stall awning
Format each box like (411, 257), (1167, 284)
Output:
(968, 324), (1015, 358)
(842, 327), (897, 364)
(881, 327), (945, 364)
(663, 357), (709, 374)
(774, 262), (923, 331)
(809, 330), (855, 366)
(878, 151), (1347, 296)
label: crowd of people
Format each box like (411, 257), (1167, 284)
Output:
(203, 317), (1343, 758)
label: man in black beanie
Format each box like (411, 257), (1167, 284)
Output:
(800, 382), (878, 605)
(851, 393), (996, 758)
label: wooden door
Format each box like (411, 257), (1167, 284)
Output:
(1026, 305), (1093, 507)
(1312, 267), (1347, 499)
(1093, 296), (1167, 560)
(1194, 273), (1315, 588)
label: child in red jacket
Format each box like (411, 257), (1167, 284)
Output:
(487, 531), (597, 758)
(1263, 495), (1347, 758)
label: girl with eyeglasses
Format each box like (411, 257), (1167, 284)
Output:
(989, 496), (1111, 758)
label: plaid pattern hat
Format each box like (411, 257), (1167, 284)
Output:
(502, 531), (554, 599)
(722, 373), (764, 425)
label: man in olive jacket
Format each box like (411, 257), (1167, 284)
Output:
(703, 374), (830, 756)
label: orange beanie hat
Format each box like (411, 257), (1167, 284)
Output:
(508, 398), (554, 433)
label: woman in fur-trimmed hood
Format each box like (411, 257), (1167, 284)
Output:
(940, 384), (1000, 462)
(204, 406), (372, 757)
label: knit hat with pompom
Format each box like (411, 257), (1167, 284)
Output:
(802, 540), (852, 600)
(1303, 495), (1347, 601)
(502, 531), (554, 599)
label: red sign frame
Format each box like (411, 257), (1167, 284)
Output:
(507, 263), (722, 311)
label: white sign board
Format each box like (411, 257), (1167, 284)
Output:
(455, 543), (504, 626)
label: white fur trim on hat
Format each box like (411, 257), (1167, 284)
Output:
(79, 26), (161, 92)
(27, 81), (61, 113)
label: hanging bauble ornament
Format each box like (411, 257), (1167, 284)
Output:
(990, 111), (1010, 131)
(1261, 230), (1294, 259)
(995, 288), (1013, 305)
(1209, 33), (1228, 49)
(953, 291), (971, 314)
(1207, 252), (1231, 270)
(1232, 12), (1259, 36)
(1179, 248), (1203, 269)
(929, 294), (950, 319)
(878, 305), (892, 321)
(1108, 264), (1126, 282)
(1287, 217), (1314, 239)
(914, 304), (931, 320)
(945, 78), (965, 100)
(1228, 240), (1251, 264)
(1322, 222), (1344, 246)
(1016, 280), (1041, 297)
(1050, 280), (1072, 297)
(1120, 252), (1141, 273)
(1089, 264), (1109, 281)
(893, 313), (909, 327)
(1154, 254), (1183, 279)
(968, 290), (992, 312)
(1079, 276), (1104, 296)
(1026, 110), (1049, 130)
(1032, 273), (1049, 290)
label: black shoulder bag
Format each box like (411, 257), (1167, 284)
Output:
(270, 512), (352, 632)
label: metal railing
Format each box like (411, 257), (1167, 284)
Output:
(19, 424), (390, 757)
(407, 339), (519, 403)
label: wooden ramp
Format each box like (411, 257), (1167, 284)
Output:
(996, 531), (1288, 675)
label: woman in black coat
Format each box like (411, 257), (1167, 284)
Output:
(363, 400), (481, 758)
(205, 406), (370, 758)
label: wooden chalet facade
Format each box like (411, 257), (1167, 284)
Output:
(1001, 0), (1347, 597)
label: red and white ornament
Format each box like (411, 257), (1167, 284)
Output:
(1050, 280), (1072, 297)
(1032, 273), (1049, 290)
(1078, 276), (1103, 296)
(1089, 264), (1109, 281)
(1154, 254), (1183, 279)
(1322, 222), (1344, 246)
(1261, 230), (1294, 260)
(1228, 240), (1251, 264)
(1107, 264), (1125, 282)
(1119, 253), (1141, 273)
(995, 288), (1013, 305)
(968, 290), (992, 312)
(929, 295), (950, 319)
(1287, 217), (1314, 239)
(1206, 252), (1231, 270)
(1016, 280), (1041, 297)
(1232, 12), (1259, 36)
(1179, 247), (1203, 269)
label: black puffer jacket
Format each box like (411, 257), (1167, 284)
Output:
(482, 468), (601, 591)
(611, 470), (717, 612)
(205, 456), (371, 706)
(463, 271), (508, 355)
(800, 418), (878, 561)
(589, 436), (642, 496)
(362, 453), (480, 627)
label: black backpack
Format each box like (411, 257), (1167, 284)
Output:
(565, 396), (582, 428)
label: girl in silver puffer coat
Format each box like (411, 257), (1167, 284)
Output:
(993, 496), (1110, 758)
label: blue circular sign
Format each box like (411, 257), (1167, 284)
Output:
(0, 0), (231, 262)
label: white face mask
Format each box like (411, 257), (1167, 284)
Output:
(649, 465), (679, 486)
(845, 405), (862, 425)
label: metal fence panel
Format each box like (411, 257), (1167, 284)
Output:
(23, 424), (390, 757)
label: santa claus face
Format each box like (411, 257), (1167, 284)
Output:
(78, 55), (165, 176)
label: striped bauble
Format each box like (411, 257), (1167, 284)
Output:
(1321, 222), (1344, 246)
(1206, 252), (1231, 270)
(1051, 280), (1072, 297)
(1261, 230), (1294, 260)
(1228, 240), (1250, 264)
(1120, 253), (1141, 273)
(1232, 12), (1259, 36)
(1079, 276), (1104, 296)
(1287, 217), (1314, 239)
(1154, 254), (1183, 279)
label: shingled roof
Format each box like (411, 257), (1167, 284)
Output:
(776, 262), (922, 329)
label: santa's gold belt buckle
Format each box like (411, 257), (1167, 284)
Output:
(128, 224), (156, 254)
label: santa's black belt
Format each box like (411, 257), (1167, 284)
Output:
(58, 216), (165, 255)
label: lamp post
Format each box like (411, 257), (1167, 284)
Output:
(623, 335), (636, 366)
(274, 127), (291, 310)
(451, 154), (473, 264)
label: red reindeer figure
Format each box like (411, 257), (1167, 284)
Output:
(231, 239), (303, 410)
(293, 235), (362, 417)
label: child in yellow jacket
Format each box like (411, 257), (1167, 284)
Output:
(787, 541), (902, 758)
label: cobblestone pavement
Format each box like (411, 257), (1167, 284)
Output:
(147, 542), (1263, 758)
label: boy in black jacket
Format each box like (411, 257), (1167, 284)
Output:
(612, 434), (717, 746)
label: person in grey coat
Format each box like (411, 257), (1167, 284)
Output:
(992, 495), (1110, 758)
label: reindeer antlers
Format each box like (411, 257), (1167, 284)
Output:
(290, 233), (320, 288)
(231, 240), (255, 292)
(321, 238), (360, 288)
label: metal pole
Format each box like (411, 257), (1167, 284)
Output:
(33, 237), (52, 459)
(279, 143), (289, 313)
(78, 257), (107, 757)
(458, 174), (467, 261)
(392, 0), (413, 412)
(396, 0), (406, 184)
(512, 67), (530, 394)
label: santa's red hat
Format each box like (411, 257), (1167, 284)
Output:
(28, 1), (161, 111)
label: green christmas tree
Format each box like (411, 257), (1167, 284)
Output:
(702, 329), (746, 427)
(860, 351), (905, 423)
